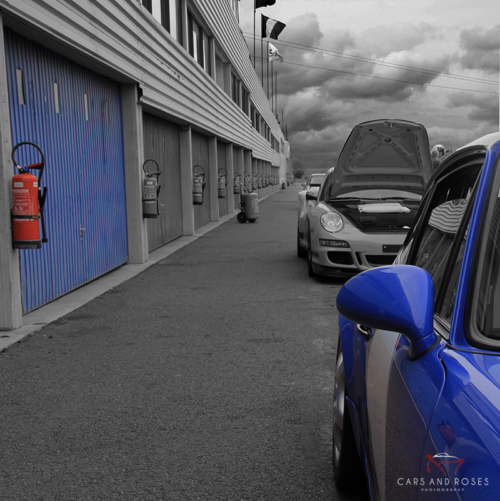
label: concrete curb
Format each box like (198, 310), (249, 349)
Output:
(0, 189), (282, 353)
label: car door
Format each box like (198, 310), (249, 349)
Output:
(359, 148), (486, 500)
(417, 142), (500, 500)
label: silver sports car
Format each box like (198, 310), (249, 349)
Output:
(297, 119), (433, 277)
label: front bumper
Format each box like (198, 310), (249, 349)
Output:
(309, 229), (406, 275)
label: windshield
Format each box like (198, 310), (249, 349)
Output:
(335, 189), (422, 201)
(309, 174), (326, 186)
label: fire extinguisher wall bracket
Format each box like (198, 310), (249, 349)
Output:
(218, 168), (227, 199)
(11, 141), (48, 248)
(142, 159), (161, 219)
(193, 165), (206, 205)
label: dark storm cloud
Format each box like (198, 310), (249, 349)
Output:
(447, 92), (499, 126)
(272, 14), (451, 104)
(327, 52), (452, 102)
(273, 15), (359, 96)
(256, 14), (457, 173)
(283, 48), (452, 138)
(459, 25), (500, 74)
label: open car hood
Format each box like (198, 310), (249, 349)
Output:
(327, 119), (433, 199)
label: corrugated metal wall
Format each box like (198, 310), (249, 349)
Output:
(217, 142), (228, 217)
(6, 29), (128, 312)
(0, 1), (285, 167)
(192, 131), (211, 230)
(143, 113), (182, 251)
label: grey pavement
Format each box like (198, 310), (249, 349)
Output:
(0, 186), (368, 501)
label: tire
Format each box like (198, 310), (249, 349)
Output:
(333, 339), (362, 491)
(297, 231), (307, 258)
(307, 232), (316, 277)
(237, 212), (247, 224)
(248, 219), (256, 223)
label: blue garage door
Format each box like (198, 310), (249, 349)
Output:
(5, 29), (128, 313)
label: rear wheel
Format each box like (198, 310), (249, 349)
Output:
(333, 339), (362, 490)
(237, 212), (247, 224)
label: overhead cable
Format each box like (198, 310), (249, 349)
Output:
(244, 32), (499, 87)
(253, 55), (499, 95)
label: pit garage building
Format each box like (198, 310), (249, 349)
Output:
(0, 0), (291, 330)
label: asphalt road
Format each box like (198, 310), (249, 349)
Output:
(0, 186), (369, 501)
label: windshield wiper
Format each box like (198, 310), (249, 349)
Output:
(377, 197), (420, 201)
(327, 198), (367, 203)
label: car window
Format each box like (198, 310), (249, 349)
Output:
(309, 174), (325, 186)
(436, 214), (471, 325)
(403, 159), (483, 320)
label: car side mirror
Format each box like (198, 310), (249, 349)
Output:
(336, 265), (437, 360)
(305, 189), (317, 201)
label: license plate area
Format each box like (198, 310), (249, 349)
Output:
(383, 245), (401, 253)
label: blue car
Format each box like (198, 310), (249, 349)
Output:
(333, 132), (500, 500)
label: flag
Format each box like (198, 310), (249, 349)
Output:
(261, 15), (286, 40)
(255, 0), (276, 8)
(268, 43), (283, 62)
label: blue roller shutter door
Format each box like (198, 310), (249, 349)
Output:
(5, 29), (128, 313)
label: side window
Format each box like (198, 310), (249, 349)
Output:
(395, 189), (431, 265)
(406, 162), (483, 314)
(436, 210), (471, 324)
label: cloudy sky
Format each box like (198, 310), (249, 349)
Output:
(239, 0), (499, 175)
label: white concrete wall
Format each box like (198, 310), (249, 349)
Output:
(0, 11), (22, 330)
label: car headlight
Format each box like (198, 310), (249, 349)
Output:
(320, 212), (343, 233)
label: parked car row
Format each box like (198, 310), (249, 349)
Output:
(297, 119), (432, 277)
(311, 124), (500, 500)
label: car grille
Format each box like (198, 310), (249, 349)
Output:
(365, 254), (396, 266)
(327, 251), (354, 265)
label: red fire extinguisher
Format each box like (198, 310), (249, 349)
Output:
(11, 142), (48, 249)
(218, 168), (227, 199)
(193, 165), (206, 205)
(252, 175), (258, 191)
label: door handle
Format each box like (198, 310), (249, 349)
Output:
(356, 324), (372, 340)
(79, 223), (86, 241)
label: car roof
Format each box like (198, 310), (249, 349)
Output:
(459, 132), (500, 150)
